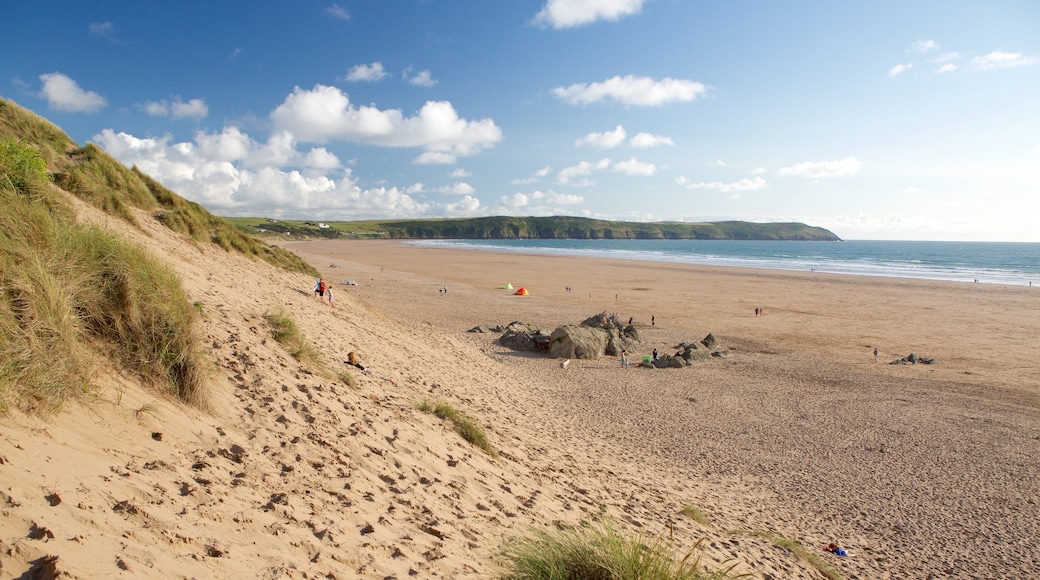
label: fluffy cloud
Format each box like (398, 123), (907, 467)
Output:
(498, 190), (584, 215)
(889, 63), (913, 77)
(144, 97), (209, 120)
(345, 63), (388, 82)
(512, 165), (551, 185)
(532, 0), (647, 29)
(89, 22), (115, 37)
(676, 176), (767, 193)
(436, 182), (475, 195)
(629, 132), (674, 148)
(938, 63), (958, 74)
(90, 126), (484, 220)
(910, 39), (939, 53)
(553, 75), (707, 106)
(450, 168), (471, 178)
(404, 68), (437, 87)
(325, 4), (350, 20)
(612, 157), (657, 176)
(270, 84), (502, 163)
(750, 167), (766, 175)
(776, 157), (861, 178)
(575, 125), (626, 148)
(557, 158), (610, 185)
(969, 51), (1040, 70)
(38, 72), (106, 113)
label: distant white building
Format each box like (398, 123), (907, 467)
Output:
(317, 223), (330, 229)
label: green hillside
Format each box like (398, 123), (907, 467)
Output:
(229, 215), (842, 241)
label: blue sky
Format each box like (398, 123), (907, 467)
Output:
(3, 1), (1039, 241)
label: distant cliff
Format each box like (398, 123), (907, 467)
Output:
(230, 216), (842, 241)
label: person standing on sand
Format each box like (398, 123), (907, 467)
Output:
(313, 278), (321, 299)
(620, 350), (628, 369)
(873, 347), (878, 363)
(327, 285), (334, 308)
(651, 315), (655, 326)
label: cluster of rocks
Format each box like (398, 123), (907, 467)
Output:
(890, 353), (936, 365)
(470, 313), (726, 368)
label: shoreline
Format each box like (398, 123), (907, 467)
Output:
(284, 238), (1040, 578)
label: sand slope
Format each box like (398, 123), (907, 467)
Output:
(2, 205), (829, 577)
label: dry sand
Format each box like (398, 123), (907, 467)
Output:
(2, 208), (1038, 579)
(287, 239), (1040, 579)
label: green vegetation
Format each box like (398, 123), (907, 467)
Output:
(264, 309), (320, 365)
(416, 399), (496, 456)
(228, 215), (841, 241)
(499, 521), (742, 580)
(681, 505), (709, 526)
(1, 138), (206, 413)
(1, 98), (317, 278)
(755, 532), (842, 580)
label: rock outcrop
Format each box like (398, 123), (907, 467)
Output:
(547, 325), (611, 359)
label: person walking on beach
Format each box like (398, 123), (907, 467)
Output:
(873, 347), (878, 363)
(651, 315), (655, 327)
(327, 285), (335, 308)
(652, 348), (658, 361)
(620, 350), (628, 369)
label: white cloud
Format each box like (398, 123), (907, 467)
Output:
(38, 72), (107, 113)
(532, 0), (647, 29)
(91, 127), (490, 219)
(750, 167), (766, 175)
(676, 176), (767, 193)
(889, 63), (913, 77)
(612, 157), (657, 176)
(776, 157), (861, 178)
(450, 168), (471, 178)
(144, 98), (208, 120)
(512, 165), (552, 185)
(557, 158), (610, 185)
(89, 22), (115, 37)
(910, 39), (939, 53)
(938, 63), (958, 74)
(171, 98), (208, 120)
(270, 84), (502, 164)
(499, 190), (584, 214)
(969, 51), (1040, 70)
(575, 125), (626, 148)
(629, 132), (674, 148)
(436, 182), (475, 195)
(553, 75), (707, 106)
(345, 62), (388, 83)
(325, 4), (350, 20)
(404, 68), (437, 87)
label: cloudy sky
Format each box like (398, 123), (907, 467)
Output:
(4, 1), (1039, 241)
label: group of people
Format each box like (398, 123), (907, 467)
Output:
(313, 278), (335, 307)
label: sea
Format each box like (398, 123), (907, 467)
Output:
(411, 239), (1040, 286)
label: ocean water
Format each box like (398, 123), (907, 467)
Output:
(412, 239), (1040, 286)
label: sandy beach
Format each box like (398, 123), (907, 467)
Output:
(3, 215), (1039, 579)
(287, 239), (1040, 578)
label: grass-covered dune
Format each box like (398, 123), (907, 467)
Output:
(0, 98), (316, 413)
(229, 215), (842, 241)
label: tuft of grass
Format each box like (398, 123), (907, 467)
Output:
(54, 143), (155, 224)
(0, 98), (75, 170)
(499, 521), (745, 580)
(755, 532), (842, 580)
(133, 400), (161, 421)
(264, 309), (321, 365)
(416, 399), (496, 456)
(1, 137), (207, 413)
(338, 370), (356, 388)
(681, 505), (709, 526)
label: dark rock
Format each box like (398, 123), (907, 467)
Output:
(548, 325), (610, 359)
(701, 333), (717, 350)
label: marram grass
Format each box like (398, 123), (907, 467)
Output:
(499, 521), (746, 580)
(416, 399), (496, 456)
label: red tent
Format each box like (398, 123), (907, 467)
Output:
(514, 287), (529, 296)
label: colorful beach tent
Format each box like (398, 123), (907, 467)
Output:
(499, 283), (513, 290)
(514, 287), (529, 296)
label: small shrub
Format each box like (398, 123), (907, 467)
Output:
(338, 370), (356, 388)
(499, 521), (740, 580)
(264, 309), (320, 364)
(681, 505), (709, 525)
(756, 532), (842, 580)
(416, 399), (495, 456)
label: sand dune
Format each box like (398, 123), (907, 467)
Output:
(3, 212), (1038, 578)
